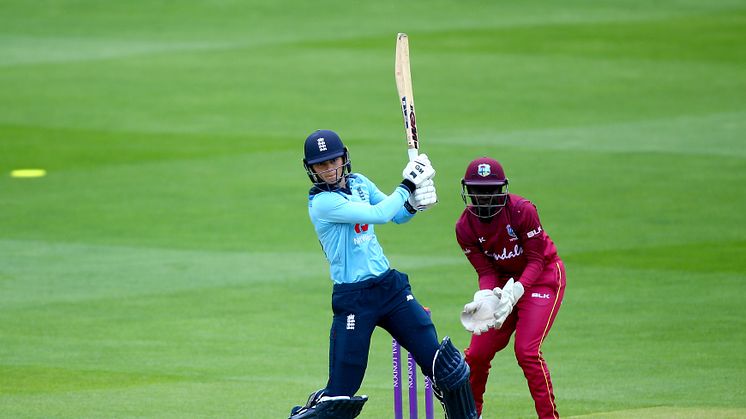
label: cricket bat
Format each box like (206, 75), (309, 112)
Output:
(395, 33), (420, 162)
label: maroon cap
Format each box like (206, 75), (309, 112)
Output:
(462, 157), (507, 185)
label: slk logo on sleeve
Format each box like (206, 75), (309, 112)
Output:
(527, 226), (543, 238)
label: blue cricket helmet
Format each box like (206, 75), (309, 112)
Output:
(304, 129), (346, 165)
(303, 129), (351, 189)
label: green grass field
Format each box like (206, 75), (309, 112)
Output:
(1, 1), (745, 417)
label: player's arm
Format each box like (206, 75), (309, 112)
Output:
(478, 201), (547, 328)
(317, 155), (433, 225)
(514, 201), (548, 288)
(456, 223), (499, 290)
(366, 176), (416, 224)
(311, 183), (413, 225)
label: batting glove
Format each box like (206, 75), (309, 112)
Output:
(407, 179), (437, 211)
(402, 154), (435, 187)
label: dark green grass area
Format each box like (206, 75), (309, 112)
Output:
(1, 0), (745, 417)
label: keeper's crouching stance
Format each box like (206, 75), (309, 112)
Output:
(456, 157), (565, 418)
(288, 130), (476, 419)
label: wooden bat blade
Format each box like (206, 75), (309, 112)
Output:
(395, 32), (419, 161)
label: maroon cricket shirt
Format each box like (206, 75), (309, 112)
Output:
(455, 194), (561, 291)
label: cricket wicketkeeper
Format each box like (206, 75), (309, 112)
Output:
(288, 130), (477, 419)
(456, 157), (566, 419)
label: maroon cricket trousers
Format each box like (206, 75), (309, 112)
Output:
(465, 260), (566, 419)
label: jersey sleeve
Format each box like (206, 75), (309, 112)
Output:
(391, 206), (416, 224)
(310, 184), (411, 225)
(514, 200), (547, 288)
(367, 177), (387, 205)
(456, 218), (499, 290)
(364, 175), (415, 224)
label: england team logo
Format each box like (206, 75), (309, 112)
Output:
(477, 163), (491, 177)
(317, 138), (327, 151)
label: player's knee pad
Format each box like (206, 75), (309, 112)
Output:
(431, 337), (478, 419)
(288, 389), (368, 419)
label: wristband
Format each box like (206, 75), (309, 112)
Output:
(400, 179), (416, 194)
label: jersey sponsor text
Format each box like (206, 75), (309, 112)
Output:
(353, 234), (373, 246)
(487, 244), (523, 261)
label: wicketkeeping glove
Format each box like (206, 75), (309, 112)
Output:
(459, 290), (500, 335)
(407, 179), (437, 211)
(402, 153), (435, 187)
(491, 278), (525, 329)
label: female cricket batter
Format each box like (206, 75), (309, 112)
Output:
(455, 157), (566, 419)
(288, 129), (477, 419)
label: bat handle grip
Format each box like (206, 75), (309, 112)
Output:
(407, 148), (419, 162)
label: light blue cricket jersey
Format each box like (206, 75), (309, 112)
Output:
(308, 173), (415, 284)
